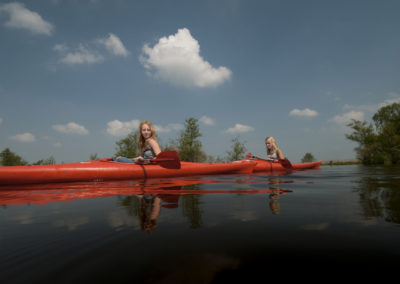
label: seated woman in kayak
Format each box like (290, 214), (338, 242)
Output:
(114, 120), (162, 163)
(265, 136), (285, 162)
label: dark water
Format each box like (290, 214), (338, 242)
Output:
(1, 165), (400, 283)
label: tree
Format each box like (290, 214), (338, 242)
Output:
(0, 148), (27, 166)
(346, 119), (382, 164)
(33, 156), (56, 165)
(346, 102), (400, 165)
(373, 102), (400, 132)
(372, 103), (400, 164)
(89, 153), (99, 160)
(115, 132), (139, 158)
(206, 155), (226, 163)
(301, 152), (315, 163)
(162, 139), (178, 151)
(226, 136), (246, 162)
(177, 118), (204, 162)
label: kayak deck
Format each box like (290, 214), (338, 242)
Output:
(251, 159), (322, 172)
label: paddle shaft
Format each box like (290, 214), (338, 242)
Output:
(247, 154), (293, 169)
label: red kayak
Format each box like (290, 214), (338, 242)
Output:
(250, 159), (322, 172)
(0, 152), (256, 185)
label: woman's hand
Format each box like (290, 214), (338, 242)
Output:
(134, 156), (144, 162)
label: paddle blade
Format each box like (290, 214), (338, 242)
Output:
(245, 153), (253, 159)
(279, 158), (293, 169)
(152, 150), (181, 169)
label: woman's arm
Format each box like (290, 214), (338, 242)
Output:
(147, 138), (162, 156)
(276, 148), (285, 160)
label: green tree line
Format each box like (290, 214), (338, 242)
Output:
(346, 102), (400, 165)
(1, 116), (325, 166)
(0, 117), (251, 166)
(0, 148), (56, 166)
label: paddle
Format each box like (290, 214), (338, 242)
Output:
(278, 158), (293, 169)
(149, 150), (181, 169)
(245, 152), (293, 169)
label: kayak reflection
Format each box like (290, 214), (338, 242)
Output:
(0, 176), (292, 206)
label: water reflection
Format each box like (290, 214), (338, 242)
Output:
(53, 217), (89, 231)
(0, 176), (294, 234)
(4, 166), (400, 283)
(138, 195), (161, 234)
(268, 178), (284, 214)
(117, 194), (178, 234)
(354, 166), (400, 224)
(114, 177), (293, 233)
(0, 176), (292, 207)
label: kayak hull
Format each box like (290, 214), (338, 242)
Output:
(0, 160), (256, 185)
(251, 160), (322, 172)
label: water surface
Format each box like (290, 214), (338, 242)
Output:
(1, 165), (399, 283)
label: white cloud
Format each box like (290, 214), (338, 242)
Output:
(155, 123), (184, 133)
(54, 142), (62, 148)
(225, 123), (254, 134)
(58, 44), (104, 65)
(140, 28), (232, 88)
(106, 120), (184, 136)
(200, 116), (215, 126)
(53, 122), (89, 135)
(332, 92), (400, 127)
(0, 2), (54, 35)
(377, 94), (400, 108)
(55, 33), (128, 65)
(169, 123), (184, 131)
(98, 33), (129, 57)
(331, 111), (364, 125)
(289, 108), (318, 117)
(10, 132), (35, 142)
(53, 43), (67, 52)
(343, 93), (400, 114)
(106, 120), (140, 137)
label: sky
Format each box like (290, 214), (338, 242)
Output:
(1, 0), (400, 164)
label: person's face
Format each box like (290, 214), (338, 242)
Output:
(141, 124), (152, 139)
(265, 140), (272, 149)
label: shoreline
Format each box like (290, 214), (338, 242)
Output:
(321, 160), (360, 166)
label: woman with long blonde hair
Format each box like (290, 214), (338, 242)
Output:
(265, 136), (285, 161)
(137, 120), (161, 160)
(114, 120), (162, 163)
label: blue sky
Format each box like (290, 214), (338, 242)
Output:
(1, 0), (399, 163)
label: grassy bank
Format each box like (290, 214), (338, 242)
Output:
(321, 160), (361, 166)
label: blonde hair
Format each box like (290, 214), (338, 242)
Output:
(137, 120), (157, 151)
(265, 136), (279, 155)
